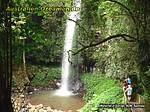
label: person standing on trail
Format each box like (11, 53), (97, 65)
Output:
(123, 80), (128, 91)
(125, 85), (132, 101)
(122, 78), (128, 102)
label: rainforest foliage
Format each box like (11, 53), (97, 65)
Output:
(81, 73), (127, 112)
(77, 0), (150, 99)
(0, 0), (150, 111)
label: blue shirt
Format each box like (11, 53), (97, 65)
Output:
(127, 78), (131, 84)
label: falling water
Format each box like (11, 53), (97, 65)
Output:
(55, 0), (81, 96)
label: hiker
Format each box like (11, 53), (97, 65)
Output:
(125, 85), (132, 101)
(122, 79), (128, 102)
(123, 80), (128, 91)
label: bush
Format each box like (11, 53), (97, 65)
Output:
(31, 66), (61, 87)
(81, 73), (116, 102)
(81, 73), (128, 112)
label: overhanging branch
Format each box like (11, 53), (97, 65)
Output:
(67, 50), (73, 64)
(72, 34), (136, 55)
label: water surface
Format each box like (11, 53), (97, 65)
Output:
(28, 90), (84, 112)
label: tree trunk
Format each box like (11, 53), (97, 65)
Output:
(138, 38), (150, 99)
(0, 65), (13, 112)
(0, 0), (13, 111)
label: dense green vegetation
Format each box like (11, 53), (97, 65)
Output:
(12, 65), (61, 88)
(81, 73), (127, 112)
(0, 0), (150, 111)
(77, 0), (150, 100)
(31, 66), (61, 87)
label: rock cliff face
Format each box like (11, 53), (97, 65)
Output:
(94, 39), (139, 80)
(71, 79), (84, 93)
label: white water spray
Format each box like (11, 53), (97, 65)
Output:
(55, 0), (81, 96)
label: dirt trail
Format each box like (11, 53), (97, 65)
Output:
(128, 102), (144, 112)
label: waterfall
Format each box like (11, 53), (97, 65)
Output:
(55, 0), (81, 96)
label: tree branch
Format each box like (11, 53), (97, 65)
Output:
(72, 34), (136, 55)
(67, 50), (73, 64)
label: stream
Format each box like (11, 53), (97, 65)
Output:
(28, 90), (84, 112)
